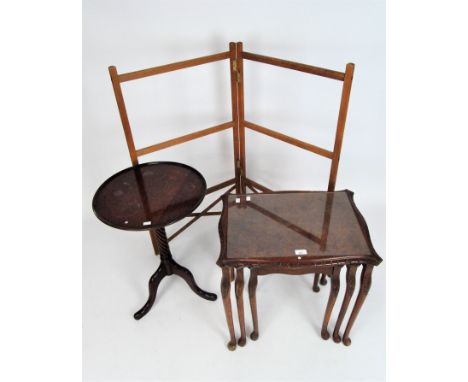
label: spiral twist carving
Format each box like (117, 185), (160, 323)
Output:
(155, 227), (171, 258)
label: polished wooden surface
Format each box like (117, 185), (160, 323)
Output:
(221, 191), (381, 266)
(93, 162), (206, 231)
(93, 162), (217, 319)
(217, 191), (381, 350)
(104, 43), (369, 338)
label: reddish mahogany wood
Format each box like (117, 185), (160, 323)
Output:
(321, 266), (342, 340)
(104, 44), (371, 344)
(92, 162), (206, 231)
(221, 267), (237, 351)
(217, 190), (381, 348)
(333, 264), (358, 343)
(342, 264), (374, 346)
(248, 269), (259, 341)
(93, 162), (217, 319)
(220, 191), (381, 267)
(235, 268), (247, 346)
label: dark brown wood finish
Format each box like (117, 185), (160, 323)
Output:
(220, 191), (381, 267)
(217, 191), (382, 349)
(93, 162), (217, 319)
(235, 268), (247, 346)
(321, 266), (342, 340)
(133, 227), (217, 320)
(221, 267), (237, 351)
(248, 269), (259, 341)
(313, 273), (321, 292)
(333, 264), (358, 343)
(93, 162), (206, 231)
(342, 264), (374, 346)
(103, 44), (378, 348)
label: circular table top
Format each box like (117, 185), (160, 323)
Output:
(92, 162), (206, 231)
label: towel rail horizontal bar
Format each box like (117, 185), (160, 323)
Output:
(242, 51), (345, 81)
(136, 121), (233, 156)
(244, 121), (333, 159)
(118, 51), (230, 82)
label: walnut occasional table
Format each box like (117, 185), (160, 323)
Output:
(217, 190), (382, 350)
(93, 161), (217, 320)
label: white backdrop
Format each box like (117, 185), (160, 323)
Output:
(83, 1), (385, 381)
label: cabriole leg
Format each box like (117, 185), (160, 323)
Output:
(235, 268), (246, 346)
(342, 265), (373, 346)
(248, 269), (259, 340)
(321, 266), (341, 340)
(221, 267), (237, 351)
(333, 265), (358, 342)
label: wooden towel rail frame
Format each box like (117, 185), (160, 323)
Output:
(108, 41), (354, 254)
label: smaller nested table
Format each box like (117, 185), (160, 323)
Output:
(93, 161), (217, 320)
(217, 190), (382, 350)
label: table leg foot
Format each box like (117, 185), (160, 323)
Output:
(321, 330), (330, 340)
(343, 337), (352, 346)
(313, 273), (321, 292)
(248, 271), (260, 341)
(333, 333), (342, 343)
(172, 261), (217, 301)
(320, 274), (328, 285)
(238, 337), (246, 346)
(227, 341), (237, 351)
(134, 265), (166, 320)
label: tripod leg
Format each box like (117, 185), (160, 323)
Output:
(134, 265), (167, 320)
(172, 261), (217, 301)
